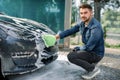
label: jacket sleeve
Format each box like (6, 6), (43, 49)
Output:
(84, 27), (103, 51)
(59, 24), (80, 39)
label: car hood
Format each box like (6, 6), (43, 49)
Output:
(0, 14), (56, 52)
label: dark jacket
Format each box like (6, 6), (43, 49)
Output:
(59, 17), (104, 56)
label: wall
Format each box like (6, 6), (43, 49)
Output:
(0, 0), (65, 33)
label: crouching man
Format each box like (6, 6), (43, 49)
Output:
(55, 4), (104, 79)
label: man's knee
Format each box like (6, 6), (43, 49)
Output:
(67, 51), (76, 62)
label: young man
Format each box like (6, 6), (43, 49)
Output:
(55, 4), (104, 79)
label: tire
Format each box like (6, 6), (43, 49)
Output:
(0, 58), (6, 80)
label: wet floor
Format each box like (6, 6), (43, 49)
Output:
(6, 53), (120, 80)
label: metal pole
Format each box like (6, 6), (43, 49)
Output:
(64, 0), (72, 48)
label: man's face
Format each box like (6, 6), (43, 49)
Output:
(79, 8), (93, 23)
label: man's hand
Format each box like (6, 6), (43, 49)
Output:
(55, 34), (60, 40)
(73, 46), (80, 52)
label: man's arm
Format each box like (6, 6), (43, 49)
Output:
(55, 24), (80, 39)
(73, 27), (102, 52)
(84, 27), (103, 51)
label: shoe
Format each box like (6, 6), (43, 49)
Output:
(81, 67), (100, 79)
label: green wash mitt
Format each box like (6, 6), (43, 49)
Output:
(42, 34), (56, 47)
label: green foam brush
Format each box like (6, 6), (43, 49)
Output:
(42, 34), (56, 47)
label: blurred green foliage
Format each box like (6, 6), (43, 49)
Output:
(105, 42), (120, 49)
(102, 9), (120, 29)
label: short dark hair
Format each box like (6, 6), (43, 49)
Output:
(79, 4), (92, 10)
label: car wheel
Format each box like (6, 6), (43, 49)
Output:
(0, 58), (4, 78)
(0, 58), (9, 80)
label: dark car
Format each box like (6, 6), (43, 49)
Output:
(0, 14), (58, 77)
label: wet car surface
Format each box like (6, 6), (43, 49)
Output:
(0, 14), (58, 77)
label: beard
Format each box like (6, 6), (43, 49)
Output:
(81, 16), (91, 23)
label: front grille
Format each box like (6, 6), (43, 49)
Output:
(11, 51), (38, 67)
(11, 51), (37, 58)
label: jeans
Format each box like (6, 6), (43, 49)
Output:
(67, 51), (103, 72)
